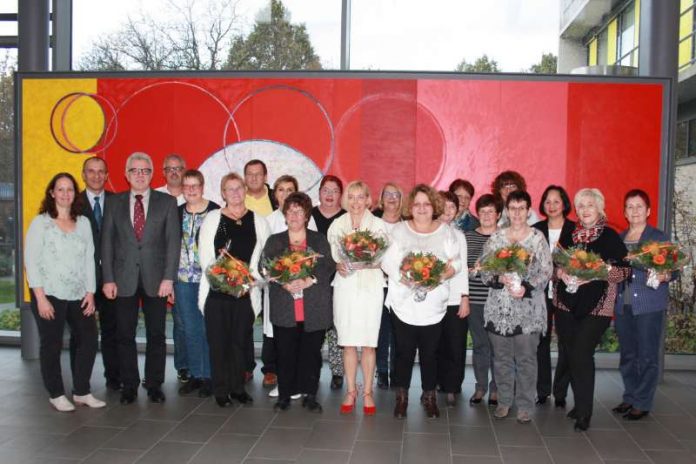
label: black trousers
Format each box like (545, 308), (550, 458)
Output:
(30, 292), (98, 398)
(436, 305), (469, 393)
(205, 294), (255, 398)
(537, 297), (572, 399)
(261, 335), (278, 375)
(555, 310), (610, 418)
(115, 288), (167, 390)
(274, 324), (326, 399)
(391, 312), (443, 391)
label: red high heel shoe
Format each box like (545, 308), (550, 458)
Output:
(340, 390), (357, 414)
(363, 391), (376, 416)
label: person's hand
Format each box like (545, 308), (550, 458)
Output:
(457, 297), (470, 318)
(158, 280), (174, 299)
(507, 285), (526, 299)
(442, 261), (456, 280)
(81, 292), (96, 316)
(283, 280), (304, 294)
(658, 272), (671, 283)
(103, 282), (117, 300)
(336, 262), (350, 278)
(37, 296), (55, 320)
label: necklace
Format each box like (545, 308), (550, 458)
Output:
(225, 207), (247, 226)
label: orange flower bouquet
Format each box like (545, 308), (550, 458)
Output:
(552, 246), (609, 293)
(205, 250), (255, 298)
(479, 244), (533, 293)
(400, 252), (448, 302)
(263, 249), (322, 299)
(626, 241), (689, 289)
(337, 230), (389, 273)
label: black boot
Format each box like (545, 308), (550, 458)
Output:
(394, 388), (408, 420)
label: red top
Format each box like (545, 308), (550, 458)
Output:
(290, 240), (307, 322)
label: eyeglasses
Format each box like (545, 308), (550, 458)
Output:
(507, 206), (528, 213)
(502, 183), (518, 191)
(321, 188), (340, 195)
(128, 168), (153, 176)
(383, 192), (401, 199)
(183, 184), (202, 190)
(164, 166), (184, 173)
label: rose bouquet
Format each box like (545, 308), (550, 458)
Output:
(626, 241), (689, 289)
(263, 248), (322, 299)
(478, 244), (533, 293)
(400, 252), (448, 302)
(205, 250), (255, 298)
(552, 246), (609, 293)
(337, 230), (389, 273)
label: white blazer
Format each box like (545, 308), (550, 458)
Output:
(197, 209), (270, 316)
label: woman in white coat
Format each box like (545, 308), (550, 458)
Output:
(328, 180), (388, 415)
(198, 172), (270, 408)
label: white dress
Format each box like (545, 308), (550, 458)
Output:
(328, 210), (388, 347)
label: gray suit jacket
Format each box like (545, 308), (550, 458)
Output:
(101, 189), (181, 297)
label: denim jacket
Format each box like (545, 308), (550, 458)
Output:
(615, 225), (672, 315)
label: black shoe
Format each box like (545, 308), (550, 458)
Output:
(147, 387), (166, 403)
(574, 416), (590, 431)
(623, 409), (649, 421)
(566, 408), (578, 420)
(198, 379), (212, 398)
(230, 391), (253, 404)
(377, 372), (389, 390)
(216, 395), (233, 408)
(469, 391), (484, 405)
(536, 396), (548, 405)
(120, 388), (137, 405)
(274, 398), (291, 412)
(177, 368), (191, 383)
(612, 402), (632, 414)
(302, 395), (323, 413)
(554, 398), (566, 408)
(106, 379), (122, 391)
(487, 396), (498, 406)
(178, 378), (201, 395)
(330, 375), (344, 390)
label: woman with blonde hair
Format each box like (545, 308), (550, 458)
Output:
(328, 180), (389, 415)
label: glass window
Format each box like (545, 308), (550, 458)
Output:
(618, 3), (636, 66)
(688, 119), (696, 157)
(597, 28), (609, 65)
(676, 121), (688, 161)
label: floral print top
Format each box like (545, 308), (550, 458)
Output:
(177, 208), (212, 283)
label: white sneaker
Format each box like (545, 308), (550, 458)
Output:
(49, 395), (76, 412)
(268, 387), (301, 400)
(73, 393), (107, 409)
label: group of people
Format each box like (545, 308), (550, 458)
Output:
(25, 155), (672, 433)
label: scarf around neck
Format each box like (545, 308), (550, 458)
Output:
(572, 216), (606, 245)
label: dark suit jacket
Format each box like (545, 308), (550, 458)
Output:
(532, 218), (575, 250)
(101, 189), (181, 297)
(260, 230), (335, 332)
(78, 190), (113, 287)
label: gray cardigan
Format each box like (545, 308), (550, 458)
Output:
(260, 229), (336, 332)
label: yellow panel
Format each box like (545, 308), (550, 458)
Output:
(589, 38), (598, 66)
(681, 0), (693, 14)
(680, 3), (694, 67)
(607, 19), (618, 65)
(21, 78), (99, 300)
(635, 0), (640, 47)
(680, 3), (693, 40)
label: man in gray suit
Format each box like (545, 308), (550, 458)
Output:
(101, 152), (181, 405)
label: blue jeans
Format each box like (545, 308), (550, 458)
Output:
(615, 305), (665, 411)
(175, 282), (210, 379)
(376, 305), (396, 376)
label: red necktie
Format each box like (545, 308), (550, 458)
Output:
(134, 194), (145, 241)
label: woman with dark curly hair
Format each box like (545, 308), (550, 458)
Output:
(449, 179), (480, 232)
(491, 171), (539, 227)
(24, 172), (104, 412)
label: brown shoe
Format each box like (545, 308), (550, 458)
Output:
(262, 373), (277, 387)
(394, 388), (408, 420)
(420, 390), (440, 419)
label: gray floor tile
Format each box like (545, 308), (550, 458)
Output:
(243, 459), (294, 464)
(247, 427), (312, 460)
(499, 446), (552, 464)
(82, 449), (143, 464)
(34, 426), (122, 460)
(348, 440), (401, 464)
(305, 420), (360, 451)
(135, 441), (201, 464)
(163, 413), (228, 443)
(447, 404), (493, 427)
(356, 415), (404, 442)
(218, 408), (276, 435)
(402, 406), (450, 434)
(544, 436), (602, 464)
(491, 419), (543, 446)
(533, 409), (577, 436)
(655, 414), (696, 440)
(189, 433), (258, 464)
(644, 449), (696, 464)
(585, 429), (647, 460)
(271, 406), (322, 428)
(624, 422), (685, 450)
(450, 425), (498, 456)
(452, 456), (503, 464)
(402, 432), (450, 464)
(298, 448), (351, 464)
(104, 419), (177, 450)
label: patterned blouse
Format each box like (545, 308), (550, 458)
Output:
(178, 208), (213, 283)
(480, 228), (553, 336)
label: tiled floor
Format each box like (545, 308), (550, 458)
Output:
(1, 346), (696, 464)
